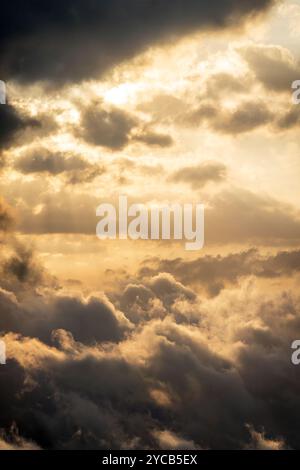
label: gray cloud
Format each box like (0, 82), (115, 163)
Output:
(240, 44), (300, 92)
(78, 104), (137, 150)
(140, 247), (300, 295)
(205, 72), (252, 97)
(184, 101), (272, 134)
(169, 161), (227, 189)
(134, 131), (173, 148)
(2, 287), (299, 450)
(0, 286), (130, 346)
(276, 106), (300, 130)
(14, 148), (104, 184)
(0, 105), (38, 149)
(205, 188), (300, 244)
(141, 93), (274, 135)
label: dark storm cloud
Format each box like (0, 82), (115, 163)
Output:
(0, 106), (23, 148)
(144, 304), (300, 449)
(0, 341), (156, 450)
(1, 243), (48, 291)
(14, 148), (104, 184)
(169, 161), (227, 189)
(0, 0), (275, 85)
(46, 295), (129, 344)
(0, 105), (38, 149)
(2, 290), (300, 450)
(143, 323), (255, 449)
(1, 224), (300, 449)
(0, 287), (130, 346)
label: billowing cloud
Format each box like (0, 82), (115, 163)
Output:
(0, 287), (130, 346)
(139, 248), (300, 295)
(2, 280), (300, 449)
(0, 217), (300, 450)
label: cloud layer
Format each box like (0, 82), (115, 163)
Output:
(0, 0), (274, 84)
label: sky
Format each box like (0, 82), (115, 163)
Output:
(0, 0), (300, 450)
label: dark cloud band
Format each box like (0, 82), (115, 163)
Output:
(0, 0), (275, 84)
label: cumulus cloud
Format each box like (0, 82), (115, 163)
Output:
(240, 44), (300, 92)
(0, 287), (131, 346)
(138, 60), (300, 135)
(76, 102), (173, 151)
(169, 161), (227, 189)
(14, 148), (104, 184)
(183, 100), (272, 134)
(78, 104), (137, 150)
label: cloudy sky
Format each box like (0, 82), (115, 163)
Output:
(0, 0), (300, 450)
